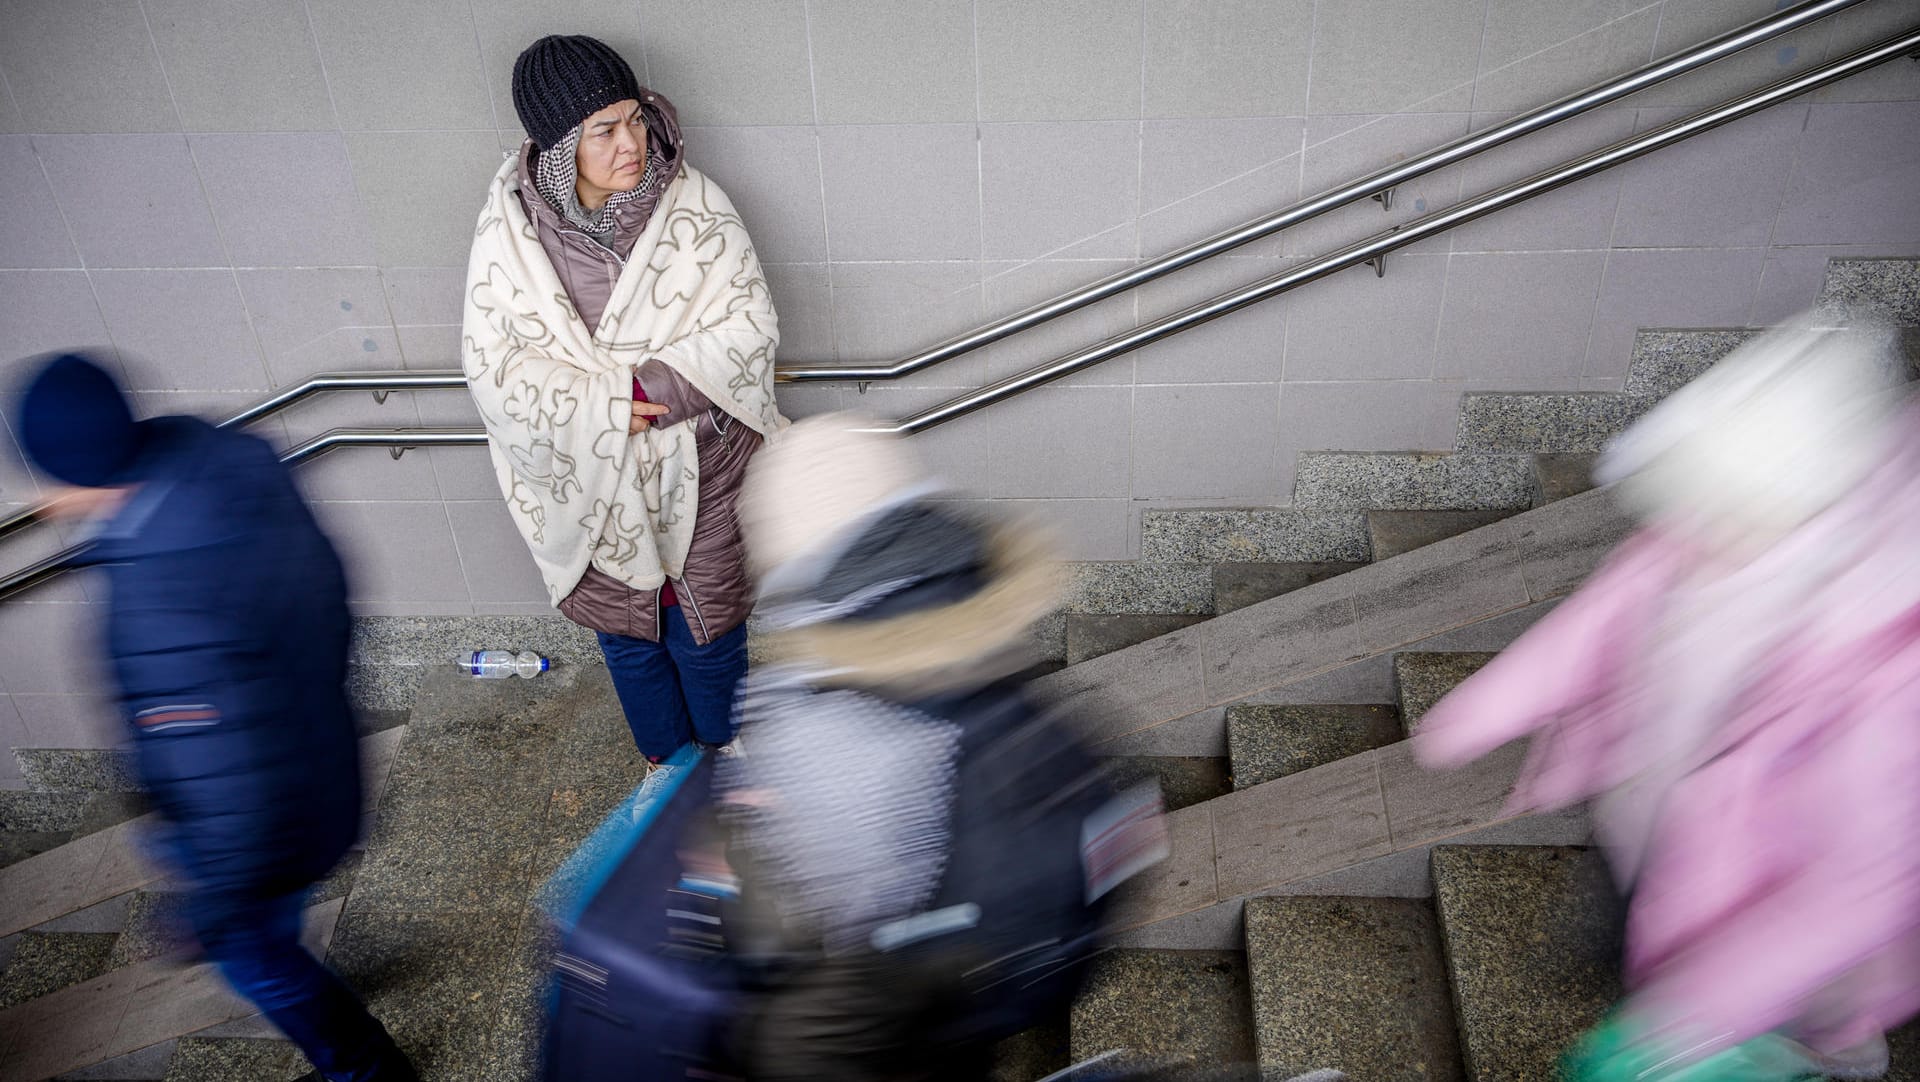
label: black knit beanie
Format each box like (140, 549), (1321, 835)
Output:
(511, 35), (645, 152)
(16, 352), (147, 488)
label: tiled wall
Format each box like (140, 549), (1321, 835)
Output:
(1, 0), (1918, 768)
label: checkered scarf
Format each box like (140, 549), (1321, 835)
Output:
(532, 124), (668, 243)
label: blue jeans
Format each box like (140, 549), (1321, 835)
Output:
(191, 889), (414, 1082)
(597, 606), (749, 758)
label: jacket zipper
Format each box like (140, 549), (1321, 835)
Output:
(556, 231), (624, 324)
(679, 577), (714, 643)
(560, 226), (627, 267)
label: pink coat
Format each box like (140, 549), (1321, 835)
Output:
(1414, 424), (1920, 1055)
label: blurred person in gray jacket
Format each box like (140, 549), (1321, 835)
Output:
(717, 414), (1170, 1082)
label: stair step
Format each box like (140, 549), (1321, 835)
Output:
(160, 1037), (308, 1082)
(47, 1039), (177, 1080)
(1818, 257), (1920, 326)
(1063, 562), (1214, 616)
(1455, 394), (1653, 455)
(1394, 652), (1497, 734)
(0, 931), (117, 1010)
(16, 750), (140, 794)
(0, 886), (307, 1058)
(31, 891), (139, 935)
(1367, 510), (1519, 561)
(1, 830), (72, 871)
(1068, 613), (1208, 665)
(1070, 949), (1256, 1069)
(1044, 488), (1629, 754)
(1432, 846), (1623, 1082)
(0, 726), (404, 940)
(0, 897), (345, 1080)
(1212, 561), (1365, 615)
(1105, 756), (1231, 813)
(1531, 454), (1599, 506)
(1624, 329), (1756, 398)
(0, 790), (93, 832)
(1225, 705), (1402, 790)
(0, 789), (150, 870)
(1243, 896), (1463, 1082)
(1293, 453), (1535, 512)
(991, 1016), (1071, 1082)
(108, 892), (191, 970)
(1139, 509), (1371, 564)
(1892, 1021), (1920, 1082)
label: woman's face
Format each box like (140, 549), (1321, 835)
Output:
(574, 98), (649, 211)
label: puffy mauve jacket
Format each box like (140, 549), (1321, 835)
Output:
(514, 92), (762, 646)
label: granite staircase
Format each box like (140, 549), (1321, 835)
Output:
(1004, 256), (1920, 1080)
(1032, 646), (1594, 1080)
(1050, 257), (1920, 672)
(1064, 845), (1628, 1082)
(0, 752), (144, 875)
(1067, 255), (1916, 804)
(0, 257), (1913, 1079)
(0, 724), (407, 1080)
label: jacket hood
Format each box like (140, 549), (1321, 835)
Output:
(755, 515), (1064, 698)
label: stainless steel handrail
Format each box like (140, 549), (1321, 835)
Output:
(221, 371), (470, 428)
(0, 0), (1867, 544)
(281, 427), (489, 465)
(0, 428), (492, 601)
(871, 24), (1920, 434)
(0, 371), (472, 541)
(4, 14), (1912, 600)
(777, 0), (1872, 382)
(0, 547), (74, 604)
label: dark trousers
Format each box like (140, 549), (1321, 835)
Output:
(192, 889), (414, 1082)
(740, 953), (997, 1082)
(597, 606), (749, 758)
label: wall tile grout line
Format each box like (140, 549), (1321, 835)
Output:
(136, 0), (280, 395)
(24, 139), (124, 398)
(1751, 103), (1817, 326)
(799, 0), (843, 364)
(460, 0), (505, 137)
(1466, 0), (1495, 120)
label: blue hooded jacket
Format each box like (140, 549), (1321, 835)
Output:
(81, 416), (361, 901)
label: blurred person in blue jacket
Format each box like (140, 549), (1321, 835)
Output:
(13, 353), (415, 1082)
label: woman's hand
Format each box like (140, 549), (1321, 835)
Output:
(629, 401), (670, 434)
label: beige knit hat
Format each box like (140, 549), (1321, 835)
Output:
(739, 413), (938, 597)
(1597, 315), (1903, 555)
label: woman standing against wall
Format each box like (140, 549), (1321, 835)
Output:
(463, 35), (785, 760)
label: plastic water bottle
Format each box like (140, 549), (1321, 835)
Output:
(464, 650), (550, 679)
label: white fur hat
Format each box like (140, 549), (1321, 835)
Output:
(1597, 316), (1903, 553)
(739, 413), (940, 599)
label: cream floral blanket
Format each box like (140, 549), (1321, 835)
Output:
(463, 159), (785, 606)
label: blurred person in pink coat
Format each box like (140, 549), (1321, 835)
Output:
(1414, 318), (1920, 1081)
